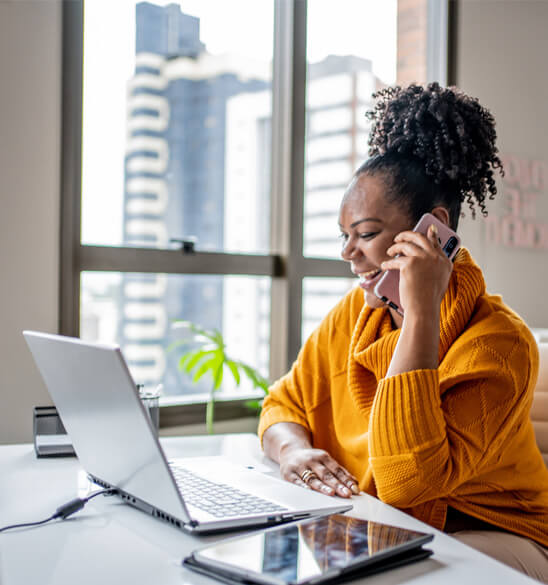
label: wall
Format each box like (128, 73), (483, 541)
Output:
(397, 0), (428, 85)
(0, 0), (61, 444)
(455, 0), (548, 328)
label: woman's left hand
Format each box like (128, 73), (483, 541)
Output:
(381, 224), (453, 318)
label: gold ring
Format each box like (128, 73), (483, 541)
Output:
(300, 469), (316, 484)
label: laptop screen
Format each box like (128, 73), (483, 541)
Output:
(23, 331), (189, 523)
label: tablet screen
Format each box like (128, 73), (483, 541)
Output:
(193, 514), (432, 585)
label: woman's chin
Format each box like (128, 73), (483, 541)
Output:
(363, 289), (386, 309)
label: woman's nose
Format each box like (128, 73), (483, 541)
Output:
(340, 238), (357, 262)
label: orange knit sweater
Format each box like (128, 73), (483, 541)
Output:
(259, 249), (548, 546)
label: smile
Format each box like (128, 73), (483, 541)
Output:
(356, 268), (383, 290)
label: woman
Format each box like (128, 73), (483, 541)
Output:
(259, 83), (548, 580)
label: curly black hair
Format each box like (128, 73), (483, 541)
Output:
(357, 82), (504, 230)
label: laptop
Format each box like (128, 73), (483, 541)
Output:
(23, 331), (352, 534)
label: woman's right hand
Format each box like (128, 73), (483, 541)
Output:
(278, 444), (360, 498)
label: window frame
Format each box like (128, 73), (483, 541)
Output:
(60, 0), (452, 428)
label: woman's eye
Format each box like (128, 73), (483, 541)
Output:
(339, 232), (377, 243)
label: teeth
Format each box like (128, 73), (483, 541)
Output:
(358, 269), (380, 281)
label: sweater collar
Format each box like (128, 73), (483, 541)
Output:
(347, 248), (486, 413)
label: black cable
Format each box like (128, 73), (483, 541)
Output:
(0, 488), (117, 533)
(0, 515), (57, 533)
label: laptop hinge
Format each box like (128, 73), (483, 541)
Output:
(282, 512), (310, 521)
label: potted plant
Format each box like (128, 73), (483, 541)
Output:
(171, 321), (269, 434)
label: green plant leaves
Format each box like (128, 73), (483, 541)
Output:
(178, 346), (269, 393)
(179, 348), (215, 373)
(177, 349), (200, 371)
(226, 359), (240, 385)
(240, 363), (269, 392)
(192, 350), (222, 383)
(171, 320), (225, 346)
(244, 399), (264, 413)
(172, 320), (270, 433)
(213, 361), (224, 391)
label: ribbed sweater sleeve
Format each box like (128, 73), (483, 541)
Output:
(258, 367), (313, 440)
(368, 335), (538, 509)
(258, 287), (362, 444)
(368, 369), (445, 506)
(370, 370), (442, 454)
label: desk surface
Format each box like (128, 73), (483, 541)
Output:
(0, 434), (538, 585)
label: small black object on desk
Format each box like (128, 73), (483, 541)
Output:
(33, 406), (76, 458)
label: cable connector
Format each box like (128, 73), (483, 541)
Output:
(53, 498), (86, 520)
(54, 489), (118, 519)
(0, 488), (117, 533)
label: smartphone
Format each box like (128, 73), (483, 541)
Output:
(373, 213), (461, 316)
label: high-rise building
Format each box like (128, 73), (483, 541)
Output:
(118, 2), (378, 395)
(121, 2), (270, 394)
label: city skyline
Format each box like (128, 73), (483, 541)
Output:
(81, 0), (397, 247)
(80, 1), (396, 396)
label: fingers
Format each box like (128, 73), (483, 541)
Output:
(385, 224), (445, 263)
(288, 471), (311, 490)
(386, 240), (427, 259)
(380, 257), (404, 272)
(427, 223), (441, 247)
(307, 467), (349, 497)
(391, 226), (440, 252)
(322, 461), (360, 496)
(306, 474), (335, 496)
(280, 449), (360, 498)
(305, 457), (359, 498)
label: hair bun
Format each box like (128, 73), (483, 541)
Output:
(366, 82), (504, 217)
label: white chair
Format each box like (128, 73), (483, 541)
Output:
(532, 342), (548, 468)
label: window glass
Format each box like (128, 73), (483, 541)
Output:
(82, 0), (274, 254)
(304, 0), (427, 259)
(302, 278), (355, 341)
(81, 272), (270, 398)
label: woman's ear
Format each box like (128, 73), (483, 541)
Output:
(430, 206), (450, 227)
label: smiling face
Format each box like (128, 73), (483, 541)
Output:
(338, 172), (414, 309)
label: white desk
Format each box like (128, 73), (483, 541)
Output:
(0, 434), (539, 584)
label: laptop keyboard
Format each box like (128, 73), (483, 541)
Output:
(169, 465), (288, 518)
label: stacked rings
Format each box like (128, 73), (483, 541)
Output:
(300, 469), (317, 484)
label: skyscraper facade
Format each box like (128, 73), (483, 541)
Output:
(116, 2), (378, 396)
(121, 2), (270, 394)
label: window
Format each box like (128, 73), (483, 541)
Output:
(61, 1), (448, 423)
(80, 272), (270, 397)
(81, 0), (274, 255)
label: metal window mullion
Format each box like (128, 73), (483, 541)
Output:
(270, 0), (308, 381)
(298, 257), (351, 279)
(447, 0), (459, 86)
(79, 245), (281, 276)
(286, 0), (308, 366)
(269, 0), (292, 382)
(59, 0), (83, 338)
(427, 0), (449, 85)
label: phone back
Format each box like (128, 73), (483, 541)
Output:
(373, 213), (461, 315)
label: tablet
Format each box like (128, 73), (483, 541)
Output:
(183, 514), (434, 585)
